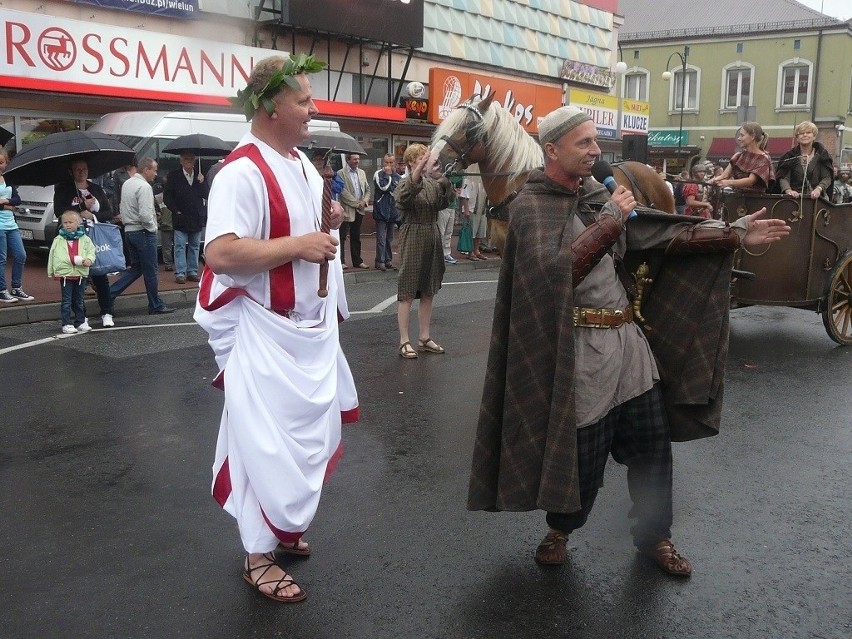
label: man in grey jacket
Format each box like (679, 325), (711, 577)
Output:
(109, 157), (174, 314)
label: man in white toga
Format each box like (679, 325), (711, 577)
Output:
(194, 54), (359, 604)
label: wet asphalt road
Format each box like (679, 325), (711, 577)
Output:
(1, 273), (850, 639)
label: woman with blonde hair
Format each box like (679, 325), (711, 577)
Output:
(394, 143), (453, 359)
(775, 120), (834, 200)
(709, 121), (774, 193)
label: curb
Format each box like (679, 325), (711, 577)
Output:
(0, 288), (199, 328)
(0, 258), (501, 328)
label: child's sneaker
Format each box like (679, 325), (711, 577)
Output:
(0, 290), (18, 303)
(77, 321), (92, 332)
(10, 288), (34, 301)
(61, 325), (78, 334)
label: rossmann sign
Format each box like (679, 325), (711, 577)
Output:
(0, 8), (268, 105)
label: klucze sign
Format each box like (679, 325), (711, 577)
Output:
(0, 8), (271, 105)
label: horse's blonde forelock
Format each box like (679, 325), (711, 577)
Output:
(433, 97), (543, 181)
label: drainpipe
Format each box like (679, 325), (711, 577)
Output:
(812, 29), (823, 123)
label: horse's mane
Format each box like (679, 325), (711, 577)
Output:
(433, 97), (543, 181)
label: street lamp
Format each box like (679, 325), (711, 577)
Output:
(662, 46), (690, 164)
(614, 59), (628, 142)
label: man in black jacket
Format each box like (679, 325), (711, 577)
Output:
(163, 152), (209, 283)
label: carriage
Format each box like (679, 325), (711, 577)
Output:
(716, 190), (852, 345)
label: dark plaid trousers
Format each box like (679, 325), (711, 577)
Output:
(546, 384), (673, 550)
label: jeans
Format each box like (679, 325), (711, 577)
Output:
(174, 229), (200, 277)
(109, 230), (165, 312)
(374, 219), (394, 266)
(160, 229), (174, 266)
(89, 274), (113, 316)
(0, 228), (26, 291)
(59, 278), (86, 327)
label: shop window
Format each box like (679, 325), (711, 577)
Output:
(18, 117), (81, 148)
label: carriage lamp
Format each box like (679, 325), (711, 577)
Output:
(662, 46), (690, 160)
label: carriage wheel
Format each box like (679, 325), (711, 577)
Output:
(822, 250), (852, 345)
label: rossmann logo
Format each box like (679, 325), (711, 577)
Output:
(3, 19), (253, 90)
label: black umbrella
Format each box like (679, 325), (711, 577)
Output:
(0, 125), (14, 146)
(162, 133), (234, 157)
(304, 130), (367, 155)
(3, 130), (136, 186)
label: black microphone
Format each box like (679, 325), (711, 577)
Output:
(591, 160), (637, 219)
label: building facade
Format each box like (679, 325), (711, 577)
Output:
(618, 0), (852, 174)
(1, 0), (631, 179)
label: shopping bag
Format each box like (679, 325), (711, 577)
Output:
(457, 218), (473, 253)
(87, 222), (126, 276)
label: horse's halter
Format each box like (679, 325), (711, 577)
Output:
(436, 102), (485, 178)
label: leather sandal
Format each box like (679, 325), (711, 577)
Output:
(243, 552), (307, 603)
(639, 539), (692, 577)
(534, 529), (568, 566)
(399, 341), (418, 359)
(417, 337), (445, 354)
(278, 539), (311, 557)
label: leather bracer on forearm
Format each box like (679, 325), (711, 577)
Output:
(666, 224), (741, 255)
(571, 214), (622, 287)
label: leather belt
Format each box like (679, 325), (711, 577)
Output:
(573, 305), (634, 329)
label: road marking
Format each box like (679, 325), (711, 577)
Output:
(348, 279), (498, 315)
(0, 322), (199, 356)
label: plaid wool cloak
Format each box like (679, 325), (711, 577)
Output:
(467, 170), (734, 514)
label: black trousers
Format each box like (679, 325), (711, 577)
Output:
(546, 385), (673, 550)
(340, 214), (364, 266)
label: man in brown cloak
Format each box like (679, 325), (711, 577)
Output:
(466, 106), (790, 576)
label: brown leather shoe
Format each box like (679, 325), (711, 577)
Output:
(639, 539), (692, 577)
(534, 529), (567, 566)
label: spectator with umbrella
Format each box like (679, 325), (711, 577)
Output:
(53, 159), (117, 326)
(162, 134), (230, 284)
(4, 129), (137, 326)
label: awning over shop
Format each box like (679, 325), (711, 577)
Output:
(706, 136), (795, 163)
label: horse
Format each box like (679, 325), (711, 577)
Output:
(432, 93), (675, 254)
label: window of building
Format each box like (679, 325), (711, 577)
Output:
(669, 67), (698, 112)
(624, 71), (648, 101)
(778, 60), (812, 108)
(723, 64), (753, 110)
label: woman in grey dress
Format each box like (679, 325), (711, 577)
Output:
(395, 143), (453, 359)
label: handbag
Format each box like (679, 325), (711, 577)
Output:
(457, 217), (473, 253)
(87, 222), (126, 276)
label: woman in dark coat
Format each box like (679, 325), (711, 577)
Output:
(53, 158), (116, 326)
(394, 143), (452, 359)
(776, 120), (834, 200)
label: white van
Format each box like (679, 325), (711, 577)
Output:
(14, 111), (340, 251)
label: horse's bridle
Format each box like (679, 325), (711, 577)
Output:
(437, 102), (485, 178)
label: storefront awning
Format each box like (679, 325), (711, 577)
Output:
(706, 137), (795, 162)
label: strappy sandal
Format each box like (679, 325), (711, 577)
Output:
(534, 529), (568, 566)
(278, 539), (311, 557)
(417, 337), (445, 354)
(243, 552), (307, 603)
(639, 539), (692, 577)
(399, 341), (418, 359)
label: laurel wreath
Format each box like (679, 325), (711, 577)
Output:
(230, 54), (327, 121)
